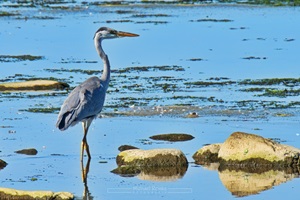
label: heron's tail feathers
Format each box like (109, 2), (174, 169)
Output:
(56, 111), (76, 131)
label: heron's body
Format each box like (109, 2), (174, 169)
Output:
(56, 27), (138, 161)
(56, 76), (107, 131)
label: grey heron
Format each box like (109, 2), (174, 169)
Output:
(56, 27), (139, 161)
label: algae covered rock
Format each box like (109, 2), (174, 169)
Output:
(112, 149), (188, 181)
(15, 148), (38, 156)
(149, 133), (194, 142)
(118, 145), (139, 152)
(0, 187), (74, 200)
(0, 80), (69, 91)
(218, 132), (300, 165)
(192, 132), (300, 197)
(116, 148), (188, 167)
(193, 132), (300, 169)
(193, 143), (222, 164)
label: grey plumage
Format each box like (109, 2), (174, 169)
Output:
(56, 76), (105, 131)
(56, 27), (139, 160)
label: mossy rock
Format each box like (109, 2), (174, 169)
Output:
(218, 132), (300, 164)
(149, 133), (194, 142)
(0, 187), (74, 200)
(116, 148), (188, 167)
(193, 132), (300, 172)
(15, 148), (38, 155)
(193, 143), (222, 164)
(111, 166), (141, 177)
(0, 80), (69, 91)
(118, 145), (139, 152)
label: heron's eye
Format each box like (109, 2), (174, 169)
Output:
(111, 30), (117, 35)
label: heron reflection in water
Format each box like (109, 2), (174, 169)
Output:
(56, 27), (139, 197)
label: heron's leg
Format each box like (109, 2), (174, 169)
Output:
(81, 154), (91, 193)
(81, 119), (93, 161)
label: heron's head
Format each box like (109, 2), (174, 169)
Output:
(93, 27), (139, 41)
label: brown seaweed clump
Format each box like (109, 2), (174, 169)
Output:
(15, 148), (38, 156)
(150, 133), (194, 142)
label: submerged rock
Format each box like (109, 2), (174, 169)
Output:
(0, 159), (7, 170)
(0, 187), (73, 200)
(149, 133), (194, 142)
(15, 148), (38, 155)
(116, 148), (188, 167)
(118, 145), (139, 152)
(0, 80), (69, 91)
(193, 132), (300, 171)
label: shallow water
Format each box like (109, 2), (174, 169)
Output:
(1, 1), (300, 199)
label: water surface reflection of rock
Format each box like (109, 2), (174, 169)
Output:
(194, 132), (300, 197)
(218, 169), (299, 197)
(112, 165), (188, 182)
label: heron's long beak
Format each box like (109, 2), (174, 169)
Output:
(117, 31), (139, 37)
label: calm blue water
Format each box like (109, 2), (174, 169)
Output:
(1, 1), (300, 200)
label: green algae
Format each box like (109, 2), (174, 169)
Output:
(0, 55), (44, 62)
(242, 56), (267, 60)
(184, 80), (236, 86)
(219, 0), (300, 6)
(260, 88), (300, 97)
(131, 14), (172, 18)
(0, 11), (20, 17)
(20, 107), (60, 114)
(135, 21), (168, 25)
(240, 78), (300, 86)
(188, 58), (204, 61)
(115, 65), (185, 73)
(190, 18), (233, 22)
(44, 68), (100, 75)
(106, 19), (133, 23)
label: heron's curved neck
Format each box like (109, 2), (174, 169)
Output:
(95, 39), (110, 88)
